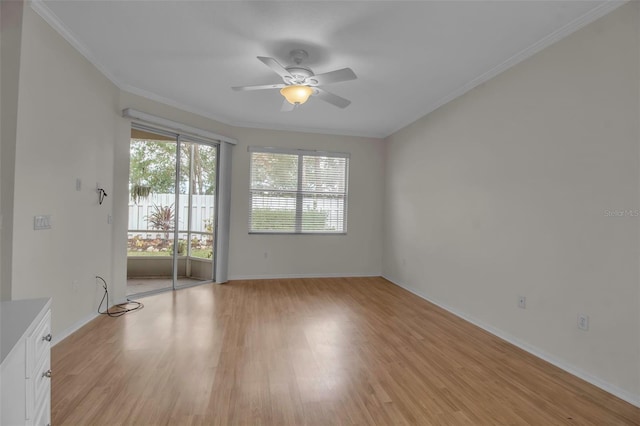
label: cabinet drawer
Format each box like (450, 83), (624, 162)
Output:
(26, 310), (51, 376)
(26, 354), (50, 422)
(34, 354), (51, 412)
(33, 384), (50, 426)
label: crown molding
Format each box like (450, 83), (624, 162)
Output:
(385, 0), (629, 138)
(30, 0), (122, 88)
(31, 0), (626, 140)
(121, 84), (384, 139)
(29, 0), (385, 140)
(118, 83), (237, 130)
(227, 118), (386, 139)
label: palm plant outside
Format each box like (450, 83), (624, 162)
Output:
(146, 204), (174, 241)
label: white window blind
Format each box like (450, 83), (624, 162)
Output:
(249, 147), (349, 234)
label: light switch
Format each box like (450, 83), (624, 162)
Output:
(34, 215), (52, 230)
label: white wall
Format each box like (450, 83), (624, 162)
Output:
(11, 5), (120, 335)
(116, 92), (385, 286)
(0, 0), (25, 302)
(227, 126), (384, 279)
(383, 2), (640, 403)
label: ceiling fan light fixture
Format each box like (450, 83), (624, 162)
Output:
(280, 85), (313, 105)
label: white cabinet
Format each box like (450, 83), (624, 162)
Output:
(1, 298), (52, 426)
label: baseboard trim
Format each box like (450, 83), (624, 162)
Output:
(228, 272), (380, 281)
(51, 298), (127, 347)
(382, 275), (640, 408)
(51, 312), (98, 347)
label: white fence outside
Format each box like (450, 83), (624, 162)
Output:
(128, 193), (215, 234)
(250, 193), (345, 231)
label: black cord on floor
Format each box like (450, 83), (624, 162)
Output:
(96, 275), (143, 317)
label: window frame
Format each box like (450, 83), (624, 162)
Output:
(248, 146), (350, 235)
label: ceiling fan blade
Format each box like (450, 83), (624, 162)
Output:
(232, 83), (286, 91)
(281, 99), (295, 112)
(257, 56), (293, 79)
(314, 88), (351, 109)
(312, 68), (357, 86)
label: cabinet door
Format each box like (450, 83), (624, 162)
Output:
(33, 386), (51, 426)
(1, 341), (28, 425)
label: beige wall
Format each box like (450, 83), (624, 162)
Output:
(0, 0), (25, 301)
(383, 3), (640, 402)
(227, 126), (384, 279)
(11, 5), (120, 335)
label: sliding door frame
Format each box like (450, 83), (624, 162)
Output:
(127, 123), (220, 297)
(174, 134), (220, 290)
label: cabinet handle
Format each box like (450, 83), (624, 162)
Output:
(43, 370), (52, 378)
(42, 334), (52, 342)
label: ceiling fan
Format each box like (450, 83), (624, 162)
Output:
(232, 49), (357, 112)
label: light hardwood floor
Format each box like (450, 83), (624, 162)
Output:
(52, 277), (640, 425)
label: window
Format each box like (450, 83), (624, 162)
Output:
(249, 147), (349, 234)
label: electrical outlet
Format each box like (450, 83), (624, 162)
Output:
(578, 314), (589, 331)
(518, 296), (526, 309)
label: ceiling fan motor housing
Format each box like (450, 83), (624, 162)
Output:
(284, 66), (317, 85)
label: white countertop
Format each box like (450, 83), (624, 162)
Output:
(0, 298), (51, 364)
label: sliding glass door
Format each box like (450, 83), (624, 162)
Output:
(175, 139), (218, 288)
(127, 127), (218, 296)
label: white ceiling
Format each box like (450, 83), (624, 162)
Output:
(35, 1), (620, 138)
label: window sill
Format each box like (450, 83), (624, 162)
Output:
(248, 232), (347, 236)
